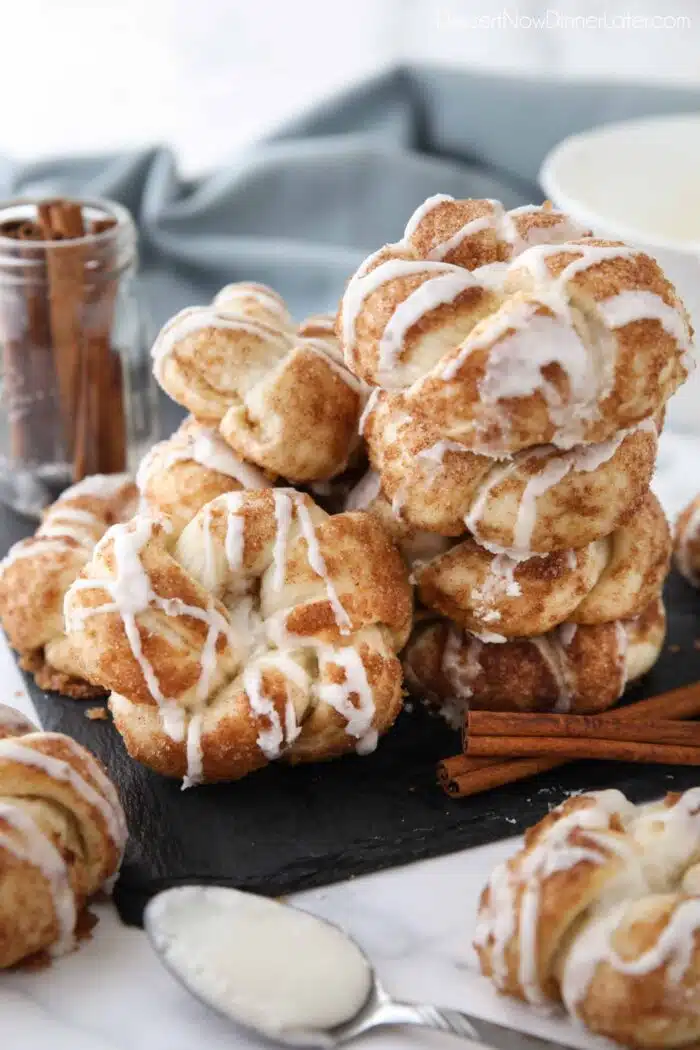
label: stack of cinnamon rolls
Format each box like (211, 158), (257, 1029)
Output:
(339, 195), (692, 724)
(0, 197), (694, 784)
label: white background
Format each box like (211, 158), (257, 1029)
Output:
(1, 0), (699, 174)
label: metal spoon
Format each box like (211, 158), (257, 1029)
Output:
(144, 887), (572, 1050)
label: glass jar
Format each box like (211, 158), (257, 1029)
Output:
(0, 197), (157, 516)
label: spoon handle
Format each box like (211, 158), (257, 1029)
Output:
(349, 999), (577, 1050)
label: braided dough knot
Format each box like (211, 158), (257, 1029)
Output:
(64, 490), (412, 783)
(136, 416), (272, 534)
(153, 283), (364, 482)
(340, 196), (692, 456)
(0, 704), (126, 967)
(364, 390), (661, 550)
(0, 474), (137, 696)
(403, 596), (666, 719)
(477, 788), (700, 1047)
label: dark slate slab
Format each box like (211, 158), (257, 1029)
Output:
(6, 491), (700, 927)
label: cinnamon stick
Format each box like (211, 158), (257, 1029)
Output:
(37, 199), (85, 458)
(466, 735), (700, 765)
(439, 680), (700, 798)
(466, 711), (700, 747)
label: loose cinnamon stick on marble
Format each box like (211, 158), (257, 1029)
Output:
(439, 680), (700, 798)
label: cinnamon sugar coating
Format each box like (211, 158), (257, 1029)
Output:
(476, 788), (700, 1047)
(64, 490), (412, 783)
(404, 597), (666, 718)
(0, 475), (137, 696)
(153, 283), (365, 482)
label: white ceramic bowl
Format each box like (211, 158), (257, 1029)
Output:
(540, 113), (700, 434)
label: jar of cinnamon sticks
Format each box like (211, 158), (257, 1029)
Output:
(0, 197), (156, 516)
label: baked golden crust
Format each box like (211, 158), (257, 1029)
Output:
(364, 391), (660, 548)
(137, 415), (273, 533)
(674, 494), (700, 588)
(152, 283), (364, 482)
(64, 490), (412, 783)
(413, 492), (670, 637)
(403, 597), (666, 718)
(0, 705), (126, 968)
(477, 788), (700, 1047)
(0, 475), (137, 697)
(475, 792), (637, 1002)
(338, 197), (690, 455)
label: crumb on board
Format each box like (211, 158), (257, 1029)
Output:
(13, 690), (22, 699)
(85, 707), (108, 721)
(669, 644), (681, 654)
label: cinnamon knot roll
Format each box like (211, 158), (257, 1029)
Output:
(476, 788), (700, 1048)
(153, 283), (364, 482)
(64, 490), (412, 783)
(0, 475), (137, 696)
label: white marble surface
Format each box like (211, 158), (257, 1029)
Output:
(2, 428), (700, 1049)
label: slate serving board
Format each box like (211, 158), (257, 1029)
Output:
(9, 542), (700, 926)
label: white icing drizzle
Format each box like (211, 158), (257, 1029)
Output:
(243, 661), (304, 760)
(271, 491), (293, 591)
(295, 502), (352, 635)
(345, 470), (382, 512)
(377, 269), (480, 380)
(302, 341), (364, 394)
(597, 289), (691, 351)
(677, 500), (700, 586)
(357, 387), (380, 436)
(562, 897), (700, 1015)
(213, 282), (291, 328)
(318, 646), (377, 754)
(0, 537), (79, 576)
(512, 429), (629, 553)
(65, 517), (231, 741)
(440, 629), (483, 728)
(470, 552), (523, 625)
(137, 424), (270, 494)
(477, 792), (636, 1004)
(243, 666), (284, 759)
(465, 418), (655, 556)
(401, 194), (454, 241)
(224, 496), (246, 573)
(558, 622), (577, 648)
(402, 196), (586, 261)
(182, 714), (204, 790)
(341, 258), (468, 367)
(614, 619), (629, 696)
(530, 636), (573, 713)
(151, 307), (287, 376)
(0, 739), (123, 851)
(61, 473), (132, 501)
(0, 801), (76, 956)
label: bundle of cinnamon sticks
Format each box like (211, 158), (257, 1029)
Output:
(437, 681), (700, 798)
(0, 198), (127, 480)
